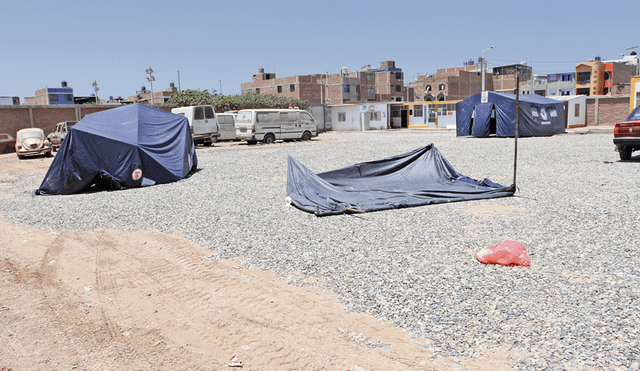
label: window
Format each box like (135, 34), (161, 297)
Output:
(576, 88), (590, 96)
(343, 84), (350, 93)
(549, 89), (556, 95)
(395, 85), (402, 92)
(64, 94), (73, 101)
(255, 88), (260, 94)
(280, 112), (297, 122)
(574, 104), (580, 117)
(425, 85), (432, 93)
(414, 105), (423, 117)
(395, 72), (402, 80)
(194, 107), (204, 120)
(300, 112), (312, 121)
(290, 84), (295, 92)
(338, 112), (346, 122)
(356, 85), (360, 93)
(372, 112), (380, 121)
(204, 106), (215, 119)
(395, 97), (402, 102)
(577, 72), (591, 84)
(49, 94), (58, 102)
(257, 112), (278, 123)
(548, 74), (558, 82)
(277, 85), (282, 93)
(439, 83), (445, 91)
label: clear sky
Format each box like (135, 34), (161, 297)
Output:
(1, 0), (638, 102)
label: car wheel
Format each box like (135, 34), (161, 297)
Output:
(619, 147), (632, 161)
(263, 134), (275, 144)
(203, 141), (213, 147)
(301, 132), (311, 141)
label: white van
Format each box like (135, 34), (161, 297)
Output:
(216, 112), (237, 141)
(171, 105), (220, 146)
(235, 109), (317, 144)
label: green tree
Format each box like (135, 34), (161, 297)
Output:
(166, 90), (311, 111)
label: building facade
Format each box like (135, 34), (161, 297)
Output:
(406, 61), (531, 101)
(24, 81), (74, 105)
(240, 61), (407, 104)
(575, 54), (638, 96)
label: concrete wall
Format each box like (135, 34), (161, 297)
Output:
(0, 104), (176, 139)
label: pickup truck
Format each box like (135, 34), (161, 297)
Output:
(47, 121), (77, 151)
(170, 106), (220, 146)
(613, 105), (640, 160)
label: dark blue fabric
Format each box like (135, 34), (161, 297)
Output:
(286, 145), (515, 216)
(36, 104), (197, 195)
(456, 91), (565, 137)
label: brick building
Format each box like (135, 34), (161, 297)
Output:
(575, 54), (639, 96)
(240, 60), (408, 104)
(405, 61), (531, 101)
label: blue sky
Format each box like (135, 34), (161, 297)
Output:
(1, 0), (638, 102)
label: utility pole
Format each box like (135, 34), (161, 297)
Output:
(92, 81), (99, 104)
(146, 67), (155, 105)
(481, 46), (493, 91)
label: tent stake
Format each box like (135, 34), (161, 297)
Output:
(513, 74), (520, 189)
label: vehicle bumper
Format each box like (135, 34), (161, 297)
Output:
(17, 148), (51, 157)
(614, 138), (640, 149)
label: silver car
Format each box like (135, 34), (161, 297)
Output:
(15, 128), (52, 159)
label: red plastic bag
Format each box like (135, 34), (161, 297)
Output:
(475, 240), (530, 266)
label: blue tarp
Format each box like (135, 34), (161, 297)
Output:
(286, 144), (515, 216)
(36, 104), (197, 195)
(456, 91), (565, 137)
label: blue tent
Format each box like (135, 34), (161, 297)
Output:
(456, 91), (565, 137)
(287, 144), (515, 216)
(36, 104), (197, 195)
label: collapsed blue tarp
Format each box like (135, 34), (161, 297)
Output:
(456, 91), (565, 137)
(287, 144), (515, 216)
(36, 104), (197, 195)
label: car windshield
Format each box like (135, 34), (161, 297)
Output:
(626, 106), (640, 121)
(19, 131), (43, 140)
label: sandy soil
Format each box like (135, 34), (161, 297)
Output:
(0, 149), (519, 370)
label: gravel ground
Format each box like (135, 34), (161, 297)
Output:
(1, 130), (639, 370)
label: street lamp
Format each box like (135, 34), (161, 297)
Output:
(92, 80), (99, 104)
(146, 67), (155, 105)
(481, 46), (493, 91)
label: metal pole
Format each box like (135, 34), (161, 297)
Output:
(513, 74), (520, 188)
(178, 71), (181, 92)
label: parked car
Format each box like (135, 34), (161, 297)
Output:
(47, 120), (77, 151)
(0, 133), (16, 154)
(235, 108), (317, 144)
(170, 105), (220, 146)
(216, 112), (238, 141)
(15, 128), (52, 159)
(614, 105), (640, 160)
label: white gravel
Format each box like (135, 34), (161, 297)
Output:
(1, 130), (638, 370)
